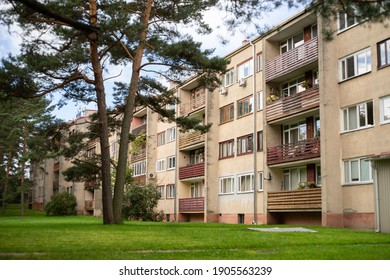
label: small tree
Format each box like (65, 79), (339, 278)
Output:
(122, 184), (162, 221)
(45, 192), (77, 216)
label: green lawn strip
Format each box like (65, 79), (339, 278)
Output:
(1, 206), (390, 260)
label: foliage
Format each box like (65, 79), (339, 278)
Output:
(122, 184), (162, 221)
(45, 192), (77, 216)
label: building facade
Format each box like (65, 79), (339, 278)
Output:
(31, 8), (390, 231)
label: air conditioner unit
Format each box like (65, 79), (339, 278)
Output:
(238, 78), (246, 87)
(220, 86), (227, 95)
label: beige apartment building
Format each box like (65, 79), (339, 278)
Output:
(31, 8), (390, 232)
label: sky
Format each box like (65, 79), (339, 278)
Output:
(0, 3), (303, 122)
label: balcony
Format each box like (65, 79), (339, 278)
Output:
(265, 37), (318, 82)
(54, 162), (60, 172)
(179, 130), (205, 149)
(179, 197), (204, 212)
(131, 148), (146, 163)
(179, 162), (205, 180)
(85, 200), (94, 210)
(131, 123), (147, 135)
(180, 94), (206, 116)
(267, 138), (320, 166)
(266, 86), (319, 122)
(267, 188), (321, 212)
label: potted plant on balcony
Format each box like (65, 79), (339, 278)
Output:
(301, 81), (312, 89)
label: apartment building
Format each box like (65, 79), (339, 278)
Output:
(30, 109), (103, 216)
(32, 7), (390, 232)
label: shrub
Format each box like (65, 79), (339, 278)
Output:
(45, 192), (77, 216)
(122, 184), (161, 221)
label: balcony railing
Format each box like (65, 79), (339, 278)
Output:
(179, 130), (205, 149)
(179, 197), (204, 212)
(180, 94), (206, 116)
(267, 188), (321, 212)
(179, 162), (205, 180)
(85, 200), (94, 210)
(267, 138), (320, 165)
(131, 123), (147, 135)
(131, 148), (146, 163)
(266, 86), (319, 122)
(265, 37), (318, 82)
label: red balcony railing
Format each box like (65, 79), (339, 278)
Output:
(179, 197), (204, 212)
(266, 86), (319, 122)
(265, 37), (318, 82)
(267, 188), (321, 212)
(180, 94), (206, 116)
(179, 162), (205, 180)
(267, 138), (320, 165)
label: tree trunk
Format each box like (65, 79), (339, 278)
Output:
(89, 0), (114, 224)
(112, 0), (154, 224)
(20, 124), (27, 217)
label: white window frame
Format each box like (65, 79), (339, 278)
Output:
(258, 172), (264, 191)
(237, 96), (253, 118)
(157, 131), (165, 146)
(219, 176), (235, 194)
(167, 156), (176, 170)
(256, 53), (263, 72)
(337, 9), (361, 32)
(379, 95), (390, 124)
(156, 159), (166, 172)
(257, 91), (263, 111)
(166, 185), (175, 199)
(224, 68), (235, 87)
(237, 59), (253, 80)
(378, 38), (390, 68)
(219, 139), (234, 159)
(190, 182), (202, 198)
(344, 158), (372, 184)
(132, 161), (146, 177)
(157, 186), (165, 200)
(342, 101), (374, 132)
(237, 173), (254, 193)
(166, 127), (176, 142)
(339, 47), (371, 81)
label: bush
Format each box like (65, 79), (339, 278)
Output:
(45, 192), (77, 216)
(122, 184), (161, 221)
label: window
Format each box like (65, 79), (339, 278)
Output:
(338, 9), (361, 31)
(237, 96), (253, 118)
(166, 185), (175, 199)
(257, 91), (263, 111)
(220, 103), (234, 124)
(224, 68), (235, 87)
(283, 122), (307, 144)
(167, 156), (176, 170)
(166, 127), (176, 142)
(219, 176), (234, 194)
(157, 131), (165, 146)
(156, 159), (165, 172)
(283, 167), (307, 190)
(157, 186), (164, 199)
(344, 158), (372, 184)
(257, 53), (263, 72)
(190, 182), (202, 198)
(380, 95), (390, 124)
(316, 164), (322, 186)
(280, 32), (304, 53)
(166, 103), (176, 113)
(238, 173), (254, 192)
(282, 76), (305, 97)
(237, 134), (253, 155)
(339, 48), (371, 81)
(237, 59), (253, 80)
(132, 161), (146, 177)
(219, 139), (234, 159)
(257, 131), (263, 152)
(378, 38), (390, 68)
(190, 149), (204, 164)
(258, 172), (263, 191)
(342, 101), (374, 131)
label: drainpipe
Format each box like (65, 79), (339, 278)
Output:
(174, 89), (178, 222)
(249, 40), (258, 225)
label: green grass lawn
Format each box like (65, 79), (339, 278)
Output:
(1, 205), (390, 260)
